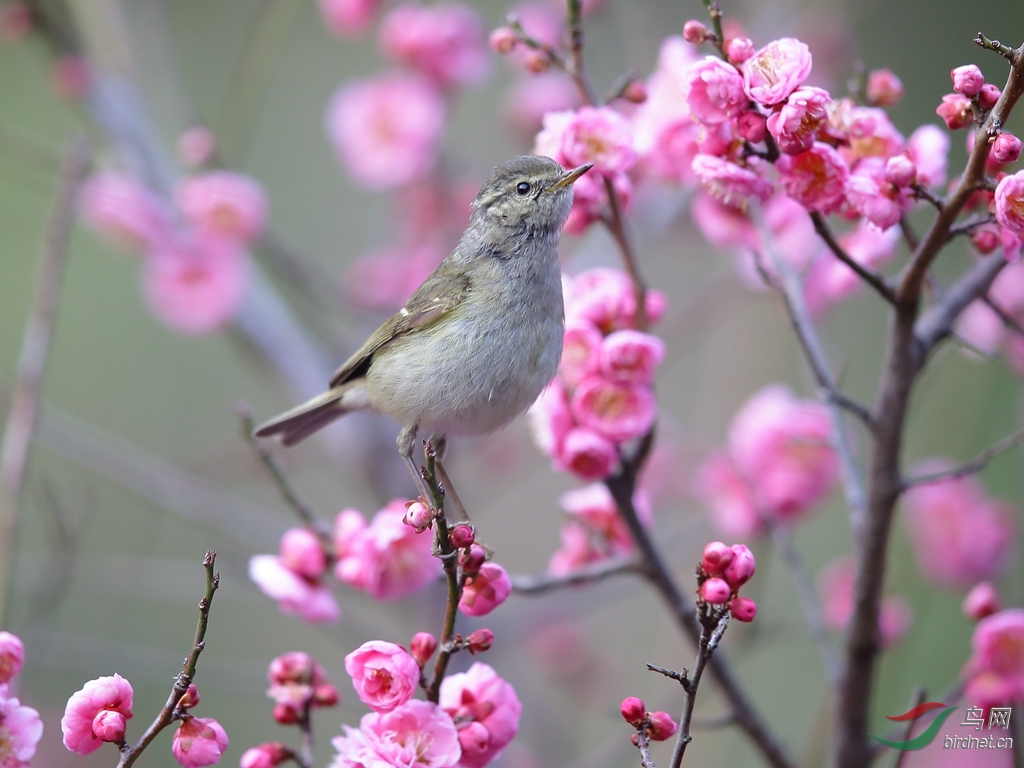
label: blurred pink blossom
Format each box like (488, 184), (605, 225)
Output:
(460, 562), (511, 617)
(560, 482), (652, 556)
(527, 380), (573, 458)
(845, 157), (908, 231)
(51, 55), (90, 100)
(766, 86), (831, 155)
(440, 663), (522, 768)
(240, 743), (288, 768)
(279, 528), (328, 579)
(955, 299), (1005, 357)
(964, 609), (1024, 709)
(866, 68), (903, 107)
(559, 322), (603, 387)
(0, 683), (42, 765)
(248, 554), (340, 623)
(571, 375), (656, 443)
(502, 74), (582, 138)
(742, 37), (812, 106)
(842, 106), (904, 163)
(775, 142), (849, 213)
(318, 0), (381, 37)
(818, 558), (912, 647)
(172, 717), (228, 768)
(0, 632), (24, 684)
(61, 674), (134, 755)
(598, 330), (665, 385)
(552, 427), (618, 480)
(326, 72), (445, 190)
(903, 464), (1014, 589)
(345, 243), (447, 311)
(332, 700), (461, 768)
(142, 235), (250, 335)
(175, 171), (267, 244)
(548, 522), (604, 575)
(267, 652), (337, 721)
(683, 57), (747, 125)
(80, 172), (172, 251)
(563, 267), (664, 333)
(345, 641), (420, 714)
(334, 501), (442, 600)
(964, 582), (1002, 621)
(535, 106), (636, 176)
(379, 2), (489, 87)
(691, 154), (773, 208)
(176, 126), (217, 168)
(995, 170), (1024, 237)
(691, 450), (760, 536)
(905, 124), (949, 189)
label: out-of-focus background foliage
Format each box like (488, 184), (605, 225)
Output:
(1, 0), (1022, 766)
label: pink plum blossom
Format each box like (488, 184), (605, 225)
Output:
(248, 554), (341, 623)
(61, 674), (134, 755)
(722, 543), (756, 589)
(936, 93), (973, 130)
(903, 464), (1014, 589)
(0, 684), (42, 766)
(964, 582), (1002, 621)
(570, 375), (656, 443)
(775, 142), (849, 213)
(240, 743), (288, 768)
(548, 522), (604, 575)
(267, 652), (338, 721)
(326, 73), (445, 190)
(535, 106), (636, 176)
(951, 64), (985, 96)
(682, 57), (747, 125)
(866, 69), (903, 107)
(175, 171), (267, 244)
(280, 527), (328, 579)
(318, 0), (381, 37)
(766, 86), (831, 155)
(459, 563), (511, 617)
(700, 577), (731, 604)
(845, 157), (908, 231)
(905, 125), (949, 189)
(172, 717), (228, 768)
(332, 700), (461, 768)
(79, 171), (172, 251)
(691, 450), (761, 537)
(176, 126), (217, 168)
(726, 37), (755, 64)
(379, 3), (489, 87)
(818, 558), (911, 647)
(142, 234), (250, 335)
(439, 663), (522, 768)
(691, 154), (773, 208)
(559, 169), (633, 234)
(839, 106), (904, 163)
(0, 632), (24, 684)
(955, 300), (1005, 357)
(980, 83), (1002, 110)
(993, 132), (1023, 164)
(563, 267), (665, 333)
(527, 380), (573, 457)
(964, 609), (1024, 708)
(552, 427), (618, 480)
(345, 641), (420, 714)
(729, 596), (758, 622)
(742, 37), (812, 106)
(995, 170), (1024, 237)
(598, 330), (665, 385)
(559, 322), (603, 386)
(334, 501), (442, 600)
(559, 482), (652, 556)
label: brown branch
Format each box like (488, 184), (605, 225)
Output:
(983, 296), (1024, 340)
(903, 426), (1024, 489)
(914, 253), (1007, 355)
(564, 0), (598, 105)
(669, 612), (729, 768)
(511, 556), (641, 594)
(600, 182), (649, 331)
(948, 212), (996, 238)
(0, 137), (90, 624)
(810, 212), (897, 305)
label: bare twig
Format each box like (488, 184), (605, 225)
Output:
(600, 184), (649, 331)
(810, 212), (898, 305)
(669, 611), (729, 768)
(564, 0), (598, 105)
(982, 296), (1024, 340)
(0, 137), (90, 624)
(511, 556), (641, 594)
(948, 212), (996, 238)
(915, 253), (1007, 355)
(903, 426), (1024, 488)
(976, 32), (1016, 60)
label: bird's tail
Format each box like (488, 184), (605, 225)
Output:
(253, 382), (365, 447)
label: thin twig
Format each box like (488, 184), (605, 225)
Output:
(976, 32), (1016, 60)
(983, 296), (1024, 340)
(633, 724), (656, 768)
(898, 217), (919, 253)
(511, 556), (641, 594)
(810, 212), (898, 306)
(948, 212), (996, 238)
(699, 0), (728, 59)
(118, 552), (220, 768)
(600, 184), (649, 331)
(0, 136), (90, 625)
(564, 0), (598, 105)
(669, 612), (729, 768)
(903, 426), (1024, 488)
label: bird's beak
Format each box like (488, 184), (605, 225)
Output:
(550, 163), (594, 191)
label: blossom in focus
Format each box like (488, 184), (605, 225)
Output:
(683, 57), (747, 125)
(570, 376), (657, 443)
(318, 0), (382, 37)
(459, 562), (511, 617)
(334, 501), (442, 600)
(171, 717), (229, 768)
(552, 427), (618, 480)
(599, 330), (665, 385)
(175, 171), (268, 244)
(766, 86), (831, 155)
(742, 37), (812, 106)
(964, 609), (1024, 709)
(439, 663), (522, 768)
(563, 267), (665, 333)
(61, 674), (134, 755)
(903, 464), (1014, 589)
(775, 142), (848, 213)
(818, 558), (912, 648)
(79, 172), (172, 251)
(344, 641), (420, 714)
(332, 700), (461, 768)
(535, 106), (637, 176)
(845, 157), (909, 231)
(0, 683), (43, 765)
(0, 632), (24, 684)
(995, 170), (1024, 237)
(379, 3), (489, 87)
(936, 93), (973, 130)
(691, 154), (773, 208)
(326, 72), (445, 190)
(951, 64), (985, 97)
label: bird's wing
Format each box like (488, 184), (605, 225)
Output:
(330, 265), (471, 387)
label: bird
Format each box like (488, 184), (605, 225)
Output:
(254, 155), (592, 489)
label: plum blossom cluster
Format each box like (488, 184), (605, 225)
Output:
(0, 631), (43, 768)
(249, 500), (442, 623)
(818, 558), (911, 648)
(692, 384), (839, 536)
(529, 267), (666, 481)
(62, 675), (227, 768)
(697, 541), (758, 621)
(79, 168), (267, 334)
(619, 696), (678, 745)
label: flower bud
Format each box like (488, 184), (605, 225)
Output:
(92, 709), (127, 743)
(179, 684), (200, 709)
(979, 83), (1001, 110)
(963, 582), (1001, 621)
(682, 20), (707, 45)
(700, 577), (731, 604)
(723, 544), (756, 589)
(936, 93), (973, 130)
(729, 596), (758, 622)
(884, 154), (916, 187)
(623, 81), (648, 104)
(992, 132), (1023, 164)
(273, 703), (299, 725)
(467, 628), (494, 654)
(488, 26), (517, 55)
(524, 51), (549, 74)
(701, 541), (734, 576)
(971, 224), (1001, 254)
(241, 743), (289, 768)
(449, 523), (475, 549)
(737, 110), (768, 143)
(951, 64), (985, 97)
(459, 543), (487, 574)
(726, 36), (756, 64)
(403, 500), (433, 532)
(647, 711), (678, 741)
(280, 528), (327, 579)
(0, 632), (25, 684)
(620, 696), (646, 726)
(410, 632), (437, 665)
(313, 684), (339, 707)
(866, 68), (903, 107)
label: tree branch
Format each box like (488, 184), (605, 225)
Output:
(903, 426), (1024, 489)
(511, 556), (641, 594)
(810, 212), (897, 306)
(915, 253), (1007, 356)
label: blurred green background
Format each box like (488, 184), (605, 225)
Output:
(1, 0), (1022, 766)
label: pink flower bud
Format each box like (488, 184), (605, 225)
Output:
(313, 684), (339, 707)
(992, 132), (1023, 164)
(726, 36), (755, 64)
(972, 224), (1002, 254)
(623, 81), (648, 104)
(951, 64), (985, 97)
(979, 83), (1001, 110)
(866, 68), (903, 107)
(92, 709), (127, 743)
(729, 596), (758, 622)
(884, 154), (916, 187)
(268, 651), (325, 686)
(467, 628), (494, 653)
(936, 93), (973, 130)
(737, 110), (768, 143)
(449, 523), (475, 549)
(700, 577), (732, 604)
(403, 500), (433, 532)
(0, 632), (25, 684)
(459, 562), (512, 617)
(240, 742), (289, 768)
(723, 544), (756, 589)
(273, 703), (298, 725)
(279, 528), (327, 579)
(178, 684), (200, 709)
(701, 541), (734, 576)
(963, 582), (1001, 621)
(172, 716), (229, 768)
(459, 543), (487, 574)
(524, 51), (549, 74)
(682, 20), (707, 45)
(620, 696), (646, 726)
(648, 711), (678, 741)
(410, 632), (438, 666)
(62, 674), (135, 755)
(488, 26), (517, 55)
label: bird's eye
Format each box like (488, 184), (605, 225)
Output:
(516, 181), (531, 196)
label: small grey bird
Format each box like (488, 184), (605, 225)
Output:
(255, 155), (592, 480)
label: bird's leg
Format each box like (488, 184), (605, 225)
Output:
(398, 425), (434, 504)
